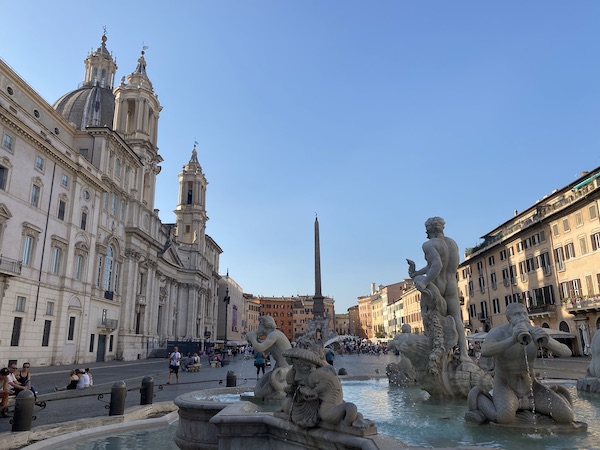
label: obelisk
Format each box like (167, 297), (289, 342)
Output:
(313, 215), (325, 318)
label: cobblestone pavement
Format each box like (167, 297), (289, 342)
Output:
(0, 352), (591, 434)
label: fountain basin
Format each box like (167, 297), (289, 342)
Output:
(175, 386), (399, 450)
(176, 379), (599, 450)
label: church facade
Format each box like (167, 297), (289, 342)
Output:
(0, 35), (221, 366)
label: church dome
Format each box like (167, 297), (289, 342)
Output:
(53, 33), (117, 130)
(53, 86), (115, 130)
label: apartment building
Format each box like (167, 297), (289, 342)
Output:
(459, 168), (600, 355)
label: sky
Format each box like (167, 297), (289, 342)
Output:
(2, 2), (600, 312)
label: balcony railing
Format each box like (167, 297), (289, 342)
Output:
(99, 318), (118, 330)
(0, 255), (22, 276)
(564, 296), (600, 312)
(527, 304), (557, 315)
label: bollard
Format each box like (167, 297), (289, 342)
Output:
(140, 376), (154, 405)
(109, 381), (127, 416)
(226, 370), (236, 387)
(12, 390), (35, 432)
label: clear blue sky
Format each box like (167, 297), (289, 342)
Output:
(2, 2), (600, 312)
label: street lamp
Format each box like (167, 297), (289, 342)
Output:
(394, 310), (397, 335)
(223, 287), (230, 365)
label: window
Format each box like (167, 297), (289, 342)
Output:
(480, 301), (488, 318)
(103, 245), (114, 291)
(478, 276), (485, 293)
(22, 235), (34, 265)
(563, 218), (571, 232)
(589, 204), (598, 221)
(537, 252), (550, 273)
(61, 174), (69, 187)
(492, 298), (500, 315)
(31, 184), (41, 207)
(555, 247), (565, 270)
(469, 304), (477, 318)
(552, 223), (560, 236)
(490, 272), (497, 289)
(3, 133), (14, 151)
(74, 254), (84, 281)
(109, 335), (114, 352)
(579, 236), (588, 256)
(575, 212), (583, 227)
(119, 200), (125, 221)
(80, 148), (89, 160)
(81, 211), (87, 230)
(565, 242), (576, 259)
(0, 165), (7, 190)
(96, 255), (103, 288)
(58, 200), (66, 220)
(11, 317), (22, 346)
(477, 261), (483, 273)
(50, 246), (62, 274)
(35, 155), (44, 171)
(16, 296), (26, 312)
(499, 249), (507, 261)
(67, 316), (76, 341)
(42, 320), (51, 347)
(89, 334), (95, 352)
(115, 158), (121, 177)
(488, 255), (495, 266)
(111, 192), (117, 216)
(46, 301), (54, 316)
(508, 246), (515, 257)
(103, 192), (108, 209)
(592, 232), (600, 251)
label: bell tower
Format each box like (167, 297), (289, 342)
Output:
(113, 47), (163, 210)
(175, 144), (208, 245)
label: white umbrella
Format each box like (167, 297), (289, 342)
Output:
(466, 331), (488, 341)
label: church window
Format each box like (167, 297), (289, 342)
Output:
(0, 165), (8, 190)
(104, 245), (115, 291)
(2, 133), (13, 151)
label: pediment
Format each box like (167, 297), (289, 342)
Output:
(161, 243), (183, 267)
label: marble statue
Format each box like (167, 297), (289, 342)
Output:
(466, 302), (576, 425)
(577, 328), (600, 393)
(281, 346), (374, 432)
(386, 324), (417, 384)
(245, 315), (291, 400)
(388, 217), (491, 397)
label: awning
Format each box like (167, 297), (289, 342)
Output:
(573, 172), (600, 190)
(548, 330), (575, 339)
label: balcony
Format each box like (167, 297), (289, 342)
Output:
(104, 291), (114, 300)
(0, 255), (22, 276)
(98, 318), (118, 331)
(565, 296), (600, 316)
(477, 312), (490, 322)
(527, 303), (557, 318)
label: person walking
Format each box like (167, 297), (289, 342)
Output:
(254, 351), (266, 379)
(167, 346), (181, 384)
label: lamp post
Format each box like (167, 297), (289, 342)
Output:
(394, 310), (397, 336)
(223, 287), (230, 365)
